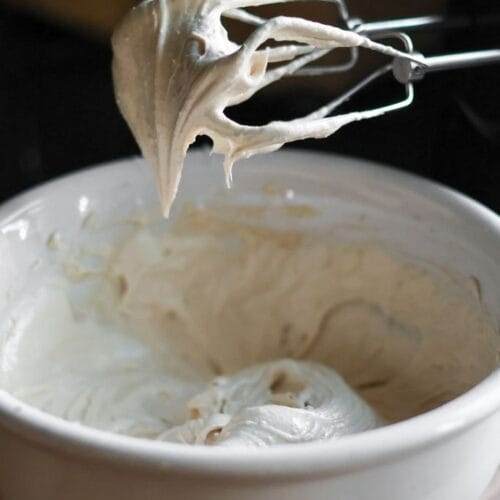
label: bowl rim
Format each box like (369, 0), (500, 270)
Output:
(0, 150), (499, 479)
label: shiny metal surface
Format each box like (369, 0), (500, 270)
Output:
(228, 3), (500, 117)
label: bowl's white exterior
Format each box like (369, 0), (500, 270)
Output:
(0, 151), (499, 500)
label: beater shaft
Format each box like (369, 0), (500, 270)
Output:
(398, 50), (500, 83)
(352, 13), (500, 35)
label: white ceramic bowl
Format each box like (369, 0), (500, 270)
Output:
(0, 151), (499, 500)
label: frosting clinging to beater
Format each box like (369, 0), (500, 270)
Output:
(112, 0), (412, 215)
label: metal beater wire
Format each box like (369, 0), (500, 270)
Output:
(224, 3), (418, 116)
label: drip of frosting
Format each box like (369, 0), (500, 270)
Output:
(112, 0), (414, 215)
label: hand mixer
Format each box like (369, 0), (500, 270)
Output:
(226, 1), (500, 119)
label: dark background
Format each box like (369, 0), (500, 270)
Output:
(0, 0), (499, 211)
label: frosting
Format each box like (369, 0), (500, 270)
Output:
(160, 359), (381, 446)
(1, 206), (497, 446)
(112, 0), (414, 215)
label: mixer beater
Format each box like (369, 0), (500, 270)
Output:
(226, 0), (500, 118)
(112, 0), (500, 215)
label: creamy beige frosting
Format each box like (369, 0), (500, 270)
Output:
(159, 359), (381, 445)
(1, 206), (497, 446)
(112, 0), (414, 215)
